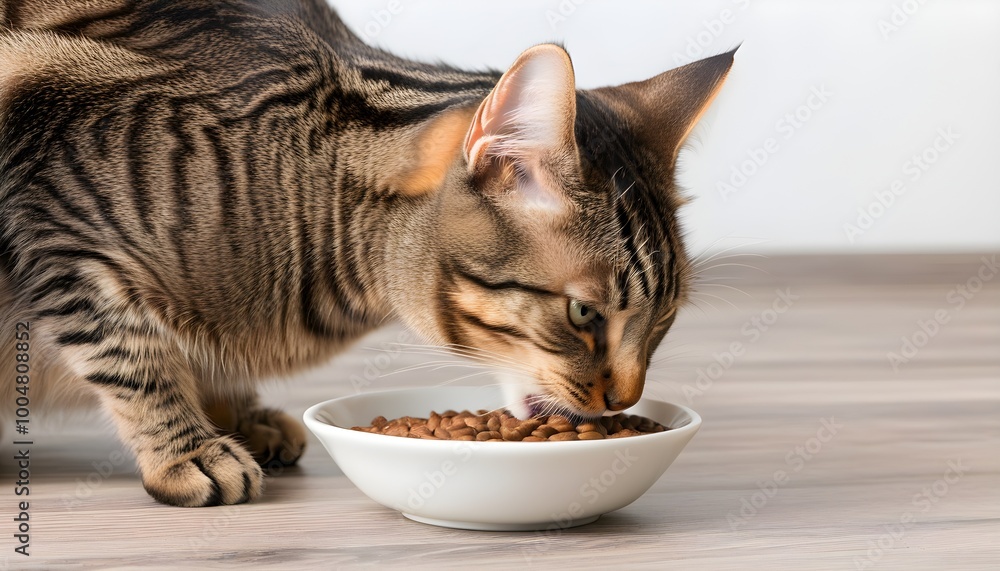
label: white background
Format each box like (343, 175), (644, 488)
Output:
(328, 0), (1000, 255)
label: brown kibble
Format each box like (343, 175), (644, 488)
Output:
(450, 426), (475, 438)
(427, 412), (442, 431)
(385, 424), (409, 438)
(411, 425), (433, 438)
(547, 415), (575, 433)
(520, 418), (543, 433)
(475, 431), (502, 441)
(609, 428), (643, 439)
(355, 410), (666, 442)
(500, 427), (524, 441)
(532, 425), (559, 439)
(576, 422), (608, 436)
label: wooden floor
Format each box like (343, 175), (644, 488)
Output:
(3, 253), (998, 570)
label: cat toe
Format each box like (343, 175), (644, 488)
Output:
(142, 436), (264, 507)
(239, 409), (307, 469)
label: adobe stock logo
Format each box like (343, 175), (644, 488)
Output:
(718, 85), (833, 202)
(886, 255), (998, 372)
(843, 127), (959, 244)
(545, 0), (588, 30)
(728, 417), (843, 529)
(878, 0), (931, 41)
(854, 459), (970, 570)
(404, 442), (475, 510)
(682, 288), (800, 404)
(671, 0), (753, 66)
(359, 0), (404, 41)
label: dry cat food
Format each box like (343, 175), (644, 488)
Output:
(351, 409), (668, 441)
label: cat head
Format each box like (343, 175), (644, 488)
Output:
(398, 45), (734, 419)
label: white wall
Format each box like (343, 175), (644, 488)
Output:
(328, 0), (1000, 254)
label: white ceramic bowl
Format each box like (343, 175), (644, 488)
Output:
(303, 386), (701, 531)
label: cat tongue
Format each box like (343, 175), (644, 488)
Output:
(525, 397), (541, 418)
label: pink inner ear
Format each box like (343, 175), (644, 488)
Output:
(463, 45), (577, 169)
(464, 75), (521, 167)
(464, 100), (495, 167)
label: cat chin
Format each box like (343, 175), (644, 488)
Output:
(497, 375), (606, 422)
(496, 373), (541, 420)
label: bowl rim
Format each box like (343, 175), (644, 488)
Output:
(303, 386), (702, 448)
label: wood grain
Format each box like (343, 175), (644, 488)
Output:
(2, 253), (998, 570)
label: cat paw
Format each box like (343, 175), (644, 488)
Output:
(237, 408), (307, 469)
(142, 436), (264, 507)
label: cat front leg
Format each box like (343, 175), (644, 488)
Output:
(33, 287), (264, 507)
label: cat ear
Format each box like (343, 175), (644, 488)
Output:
(596, 48), (737, 165)
(464, 44), (578, 171)
(389, 107), (477, 196)
(388, 45), (577, 200)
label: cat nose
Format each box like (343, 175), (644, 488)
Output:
(599, 371), (624, 411)
(601, 369), (643, 412)
(604, 396), (630, 412)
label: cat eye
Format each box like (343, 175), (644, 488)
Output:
(568, 300), (602, 327)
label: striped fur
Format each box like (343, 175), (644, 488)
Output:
(0, 0), (734, 506)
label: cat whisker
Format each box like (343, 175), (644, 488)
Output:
(694, 250), (770, 264)
(681, 299), (711, 316)
(430, 370), (507, 387)
(374, 311), (398, 327)
(358, 343), (539, 383)
(687, 295), (721, 313)
(695, 282), (755, 299)
(377, 345), (535, 374)
(689, 290), (741, 311)
(444, 346), (534, 370)
(617, 179), (636, 200)
(649, 348), (703, 363)
(388, 342), (532, 369)
(378, 361), (493, 377)
(693, 275), (754, 282)
(651, 352), (703, 365)
(693, 261), (771, 277)
(690, 235), (734, 259)
(691, 236), (769, 266)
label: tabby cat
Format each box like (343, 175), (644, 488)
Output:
(0, 0), (734, 506)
